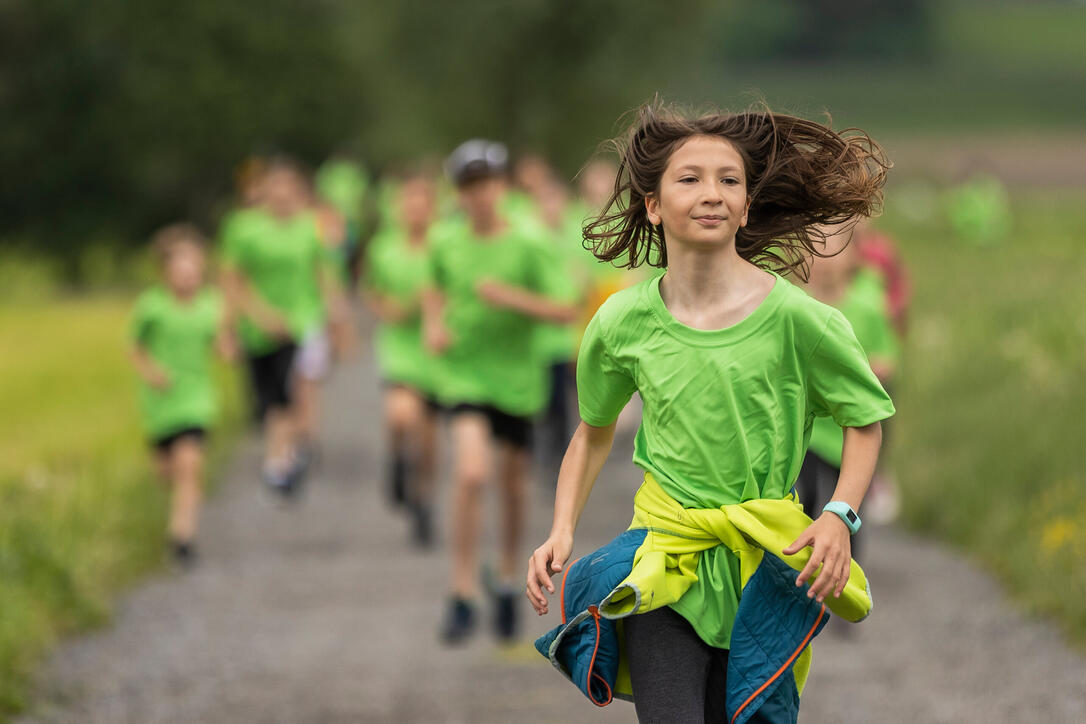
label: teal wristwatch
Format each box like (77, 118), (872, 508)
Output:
(823, 501), (861, 535)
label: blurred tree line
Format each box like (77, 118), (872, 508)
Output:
(0, 0), (931, 264)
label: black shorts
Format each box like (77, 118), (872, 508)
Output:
(383, 381), (444, 415)
(151, 427), (206, 453)
(246, 343), (298, 421)
(449, 403), (533, 450)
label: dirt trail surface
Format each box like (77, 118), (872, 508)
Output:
(21, 352), (1086, 723)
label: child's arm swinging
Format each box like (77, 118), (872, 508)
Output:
(783, 420), (882, 602)
(475, 278), (578, 324)
(526, 419), (617, 615)
(131, 345), (172, 390)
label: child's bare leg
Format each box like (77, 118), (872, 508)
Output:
(292, 375), (320, 446)
(413, 407), (439, 506)
(385, 386), (422, 459)
(153, 449), (171, 483)
(497, 443), (529, 583)
(169, 437), (205, 543)
(449, 413), (492, 597)
(264, 407), (295, 471)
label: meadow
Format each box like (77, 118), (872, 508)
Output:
(0, 295), (244, 713)
(882, 187), (1086, 645)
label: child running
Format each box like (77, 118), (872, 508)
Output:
(220, 158), (332, 497)
(131, 224), (231, 565)
(364, 167), (442, 546)
(526, 103), (894, 723)
(424, 140), (577, 644)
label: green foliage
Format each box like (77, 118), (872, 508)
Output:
(882, 190), (1086, 646)
(0, 297), (244, 717)
(5, 0), (1083, 267)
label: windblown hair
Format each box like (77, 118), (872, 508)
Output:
(584, 101), (891, 279)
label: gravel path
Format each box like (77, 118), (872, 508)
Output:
(20, 351), (1086, 723)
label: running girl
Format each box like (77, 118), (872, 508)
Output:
(131, 224), (232, 565)
(364, 168), (442, 546)
(424, 140), (577, 644)
(220, 158), (332, 497)
(526, 103), (894, 722)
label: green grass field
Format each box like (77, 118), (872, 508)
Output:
(0, 296), (243, 714)
(881, 188), (1086, 646)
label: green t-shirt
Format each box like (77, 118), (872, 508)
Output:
(534, 219), (585, 364)
(365, 230), (435, 394)
(427, 216), (561, 416)
(131, 286), (223, 439)
(577, 271), (895, 647)
(315, 159), (368, 222)
(220, 208), (326, 353)
(807, 269), (899, 468)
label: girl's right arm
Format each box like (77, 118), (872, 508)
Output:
(526, 419), (617, 615)
(421, 287), (451, 353)
(221, 268), (291, 339)
(131, 346), (171, 390)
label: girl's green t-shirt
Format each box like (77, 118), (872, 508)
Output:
(131, 286), (223, 439)
(364, 230), (435, 394)
(427, 216), (564, 417)
(219, 208), (325, 354)
(577, 271), (895, 647)
(806, 269), (899, 468)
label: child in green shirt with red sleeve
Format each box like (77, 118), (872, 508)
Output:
(526, 104), (894, 723)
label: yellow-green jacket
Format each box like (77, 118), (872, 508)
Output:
(535, 473), (873, 724)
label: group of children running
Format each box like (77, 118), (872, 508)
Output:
(130, 100), (908, 722)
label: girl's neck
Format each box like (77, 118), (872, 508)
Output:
(660, 239), (773, 330)
(406, 227), (428, 248)
(168, 285), (199, 303)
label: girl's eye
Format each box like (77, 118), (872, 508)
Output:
(679, 177), (697, 184)
(723, 177), (740, 185)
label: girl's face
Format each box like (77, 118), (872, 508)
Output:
(263, 168), (307, 219)
(645, 135), (750, 252)
(808, 224), (857, 285)
(164, 243), (205, 297)
(399, 177), (436, 234)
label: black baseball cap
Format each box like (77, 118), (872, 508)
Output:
(445, 139), (509, 186)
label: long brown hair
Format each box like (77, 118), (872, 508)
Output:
(584, 101), (890, 279)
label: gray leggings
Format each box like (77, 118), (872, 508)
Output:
(624, 606), (771, 724)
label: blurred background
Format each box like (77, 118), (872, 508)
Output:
(1, 0), (1084, 722)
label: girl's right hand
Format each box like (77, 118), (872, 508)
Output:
(526, 532), (573, 616)
(149, 369), (172, 390)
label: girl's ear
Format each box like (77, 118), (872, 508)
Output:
(645, 194), (661, 227)
(739, 195), (751, 228)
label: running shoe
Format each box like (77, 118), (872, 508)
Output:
(170, 539), (197, 569)
(440, 597), (476, 645)
(493, 589), (518, 643)
(262, 467), (293, 498)
(388, 456), (408, 507)
(411, 502), (435, 549)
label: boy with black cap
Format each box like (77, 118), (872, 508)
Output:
(424, 139), (577, 644)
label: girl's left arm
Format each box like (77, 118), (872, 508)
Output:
(783, 420), (882, 602)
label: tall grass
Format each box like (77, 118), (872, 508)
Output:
(0, 296), (244, 715)
(882, 188), (1086, 645)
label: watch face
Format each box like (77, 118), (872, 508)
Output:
(846, 510), (857, 523)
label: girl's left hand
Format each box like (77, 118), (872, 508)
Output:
(782, 513), (852, 603)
